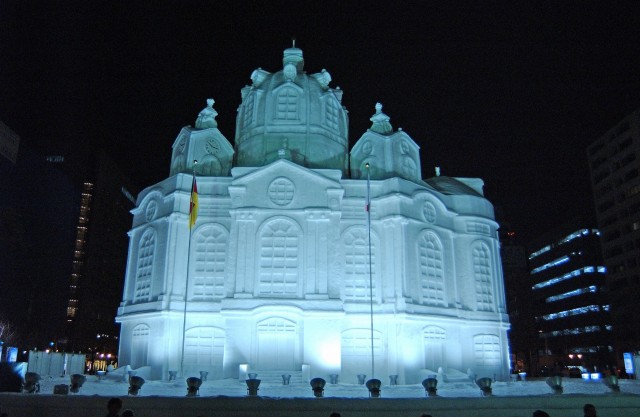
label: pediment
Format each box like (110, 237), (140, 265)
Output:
(231, 159), (341, 188)
(230, 159), (343, 209)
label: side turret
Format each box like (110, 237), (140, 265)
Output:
(169, 99), (234, 177)
(350, 103), (422, 182)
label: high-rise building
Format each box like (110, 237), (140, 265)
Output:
(63, 151), (137, 355)
(528, 222), (612, 371)
(116, 46), (511, 382)
(500, 225), (536, 374)
(588, 108), (640, 355)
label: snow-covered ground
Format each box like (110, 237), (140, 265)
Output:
(1, 373), (640, 417)
(23, 372), (640, 398)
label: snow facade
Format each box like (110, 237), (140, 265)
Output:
(116, 47), (510, 383)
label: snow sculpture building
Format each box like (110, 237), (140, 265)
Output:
(116, 46), (511, 383)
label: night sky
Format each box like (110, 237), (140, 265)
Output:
(2, 1), (640, 245)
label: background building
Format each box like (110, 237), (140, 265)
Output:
(588, 108), (640, 356)
(63, 151), (138, 356)
(116, 47), (511, 382)
(499, 222), (536, 374)
(528, 220), (612, 373)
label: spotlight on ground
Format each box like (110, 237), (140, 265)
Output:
(69, 374), (86, 393)
(422, 377), (438, 397)
(128, 376), (145, 395)
(246, 378), (261, 396)
(310, 377), (326, 398)
(366, 378), (382, 398)
(546, 375), (563, 394)
(604, 374), (620, 392)
(186, 377), (202, 396)
(23, 372), (41, 393)
(476, 377), (492, 396)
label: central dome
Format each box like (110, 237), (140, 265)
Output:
(234, 47), (349, 172)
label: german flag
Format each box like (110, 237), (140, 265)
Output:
(189, 175), (198, 229)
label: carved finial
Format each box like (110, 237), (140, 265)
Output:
(292, 37), (296, 48)
(206, 98), (214, 107)
(375, 102), (383, 113)
(435, 166), (441, 177)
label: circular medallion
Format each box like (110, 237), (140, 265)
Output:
(268, 177), (295, 206)
(423, 202), (436, 224)
(400, 141), (410, 154)
(205, 139), (220, 155)
(145, 200), (157, 222)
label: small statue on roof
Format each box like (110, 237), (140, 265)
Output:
(195, 98), (218, 129)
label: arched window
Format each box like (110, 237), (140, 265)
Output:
(258, 219), (300, 296)
(472, 242), (494, 311)
(418, 232), (445, 306)
(325, 98), (340, 131)
(190, 225), (227, 300)
(473, 334), (501, 366)
(343, 227), (376, 301)
(242, 93), (255, 128)
(275, 88), (298, 121)
(134, 229), (155, 303)
(131, 324), (150, 368)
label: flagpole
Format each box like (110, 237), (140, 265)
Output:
(180, 160), (197, 378)
(365, 163), (375, 380)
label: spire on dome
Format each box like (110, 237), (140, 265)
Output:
(195, 98), (218, 129)
(369, 102), (393, 135)
(283, 44), (304, 72)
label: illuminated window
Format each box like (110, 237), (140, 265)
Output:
(134, 229), (155, 303)
(532, 266), (604, 290)
(343, 227), (376, 301)
(472, 243), (493, 311)
(190, 225), (227, 300)
(418, 232), (445, 306)
(258, 219), (300, 296)
(531, 255), (570, 274)
(546, 285), (597, 303)
(474, 334), (501, 366)
(529, 229), (597, 260)
(538, 304), (603, 321)
(275, 88), (298, 120)
(529, 245), (551, 260)
(540, 325), (604, 338)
